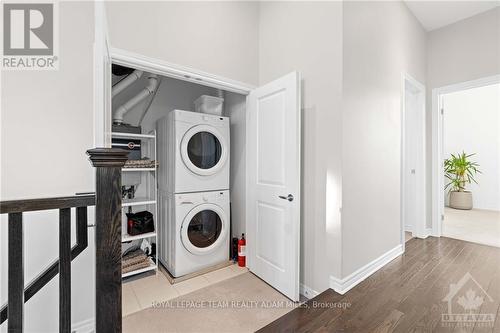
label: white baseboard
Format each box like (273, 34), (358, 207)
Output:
(329, 244), (403, 295)
(404, 225), (413, 232)
(416, 228), (436, 239)
(300, 283), (319, 299)
(72, 318), (94, 333)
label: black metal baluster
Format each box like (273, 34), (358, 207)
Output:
(1, 195), (93, 326)
(8, 212), (23, 332)
(76, 207), (88, 251)
(59, 208), (71, 333)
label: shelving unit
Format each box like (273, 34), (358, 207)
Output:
(112, 130), (159, 279)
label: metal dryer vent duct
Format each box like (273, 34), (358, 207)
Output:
(112, 69), (143, 98)
(112, 73), (160, 124)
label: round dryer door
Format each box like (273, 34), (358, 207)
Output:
(180, 203), (228, 255)
(180, 125), (228, 176)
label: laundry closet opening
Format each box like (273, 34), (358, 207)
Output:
(111, 63), (248, 282)
(106, 54), (302, 327)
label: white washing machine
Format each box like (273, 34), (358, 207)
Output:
(158, 190), (230, 277)
(157, 110), (230, 194)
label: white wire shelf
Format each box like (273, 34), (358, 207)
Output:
(122, 198), (156, 207)
(112, 132), (156, 140)
(122, 257), (157, 278)
(122, 231), (157, 242)
(122, 167), (156, 172)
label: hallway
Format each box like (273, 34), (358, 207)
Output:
(443, 207), (500, 248)
(259, 237), (500, 332)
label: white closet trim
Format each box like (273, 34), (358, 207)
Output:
(110, 47), (255, 95)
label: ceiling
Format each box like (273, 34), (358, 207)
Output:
(404, 1), (500, 31)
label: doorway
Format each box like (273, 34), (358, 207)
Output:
(97, 47), (302, 303)
(402, 74), (426, 243)
(432, 76), (500, 247)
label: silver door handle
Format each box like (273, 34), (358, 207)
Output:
(279, 194), (294, 202)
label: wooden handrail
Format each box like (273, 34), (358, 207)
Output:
(0, 195), (95, 214)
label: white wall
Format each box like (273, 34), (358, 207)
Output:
(105, 1), (259, 86)
(0, 2), (95, 332)
(443, 83), (500, 211)
(426, 7), (500, 226)
(341, 1), (426, 277)
(259, 1), (343, 294)
(224, 92), (247, 240)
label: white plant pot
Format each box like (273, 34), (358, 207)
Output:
(449, 191), (473, 210)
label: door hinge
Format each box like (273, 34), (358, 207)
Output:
(441, 214), (445, 221)
(440, 108), (444, 115)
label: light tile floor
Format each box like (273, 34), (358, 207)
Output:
(122, 263), (248, 316)
(443, 207), (500, 247)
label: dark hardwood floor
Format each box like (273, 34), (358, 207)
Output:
(258, 237), (500, 333)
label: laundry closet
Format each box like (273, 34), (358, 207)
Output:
(108, 56), (301, 302)
(112, 64), (247, 280)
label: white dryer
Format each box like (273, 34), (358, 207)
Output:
(158, 190), (230, 277)
(157, 110), (230, 193)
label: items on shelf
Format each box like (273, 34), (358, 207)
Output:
(126, 210), (155, 236)
(122, 248), (150, 274)
(122, 185), (137, 199)
(140, 239), (153, 256)
(123, 158), (159, 168)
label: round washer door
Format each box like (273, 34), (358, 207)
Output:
(180, 203), (228, 255)
(180, 124), (228, 176)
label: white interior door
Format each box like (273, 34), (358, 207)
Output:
(403, 77), (426, 239)
(404, 86), (418, 234)
(246, 72), (301, 301)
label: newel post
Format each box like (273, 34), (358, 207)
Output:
(87, 148), (128, 333)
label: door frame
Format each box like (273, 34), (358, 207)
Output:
(431, 74), (500, 236)
(401, 73), (426, 247)
(94, 46), (302, 298)
(110, 48), (255, 94)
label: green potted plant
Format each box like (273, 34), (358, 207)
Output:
(444, 152), (480, 210)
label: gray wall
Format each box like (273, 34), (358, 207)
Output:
(1, 2), (95, 332)
(341, 1), (426, 277)
(118, 76), (218, 132)
(115, 76), (247, 240)
(425, 7), (500, 227)
(259, 1), (344, 293)
(106, 1), (260, 85)
(224, 92), (247, 240)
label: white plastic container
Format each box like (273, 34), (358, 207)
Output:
(194, 95), (224, 115)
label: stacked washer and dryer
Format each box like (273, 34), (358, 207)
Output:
(157, 110), (230, 277)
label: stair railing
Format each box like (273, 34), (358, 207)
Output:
(0, 148), (128, 333)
